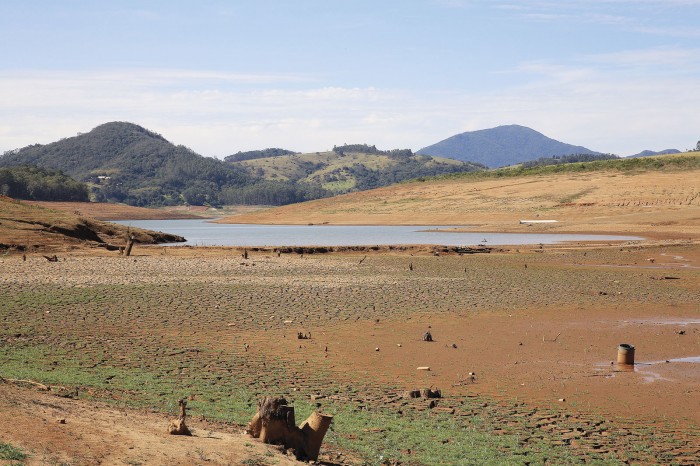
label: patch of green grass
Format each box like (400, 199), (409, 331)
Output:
(559, 188), (595, 204)
(323, 404), (582, 466)
(321, 179), (356, 192)
(0, 441), (28, 461)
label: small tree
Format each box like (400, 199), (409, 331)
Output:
(695, 140), (700, 151)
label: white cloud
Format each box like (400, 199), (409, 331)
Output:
(583, 46), (700, 67)
(1, 60), (698, 159)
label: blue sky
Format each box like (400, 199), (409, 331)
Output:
(1, 0), (699, 157)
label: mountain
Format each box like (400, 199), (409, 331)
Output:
(417, 125), (599, 168)
(0, 122), (251, 207)
(628, 149), (680, 158)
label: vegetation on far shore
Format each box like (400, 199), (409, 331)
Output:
(0, 165), (89, 202)
(431, 151), (700, 183)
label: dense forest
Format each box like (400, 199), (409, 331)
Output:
(224, 148), (297, 163)
(332, 143), (413, 159)
(0, 165), (89, 201)
(219, 181), (331, 206)
(521, 153), (619, 168)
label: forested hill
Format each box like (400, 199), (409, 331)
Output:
(418, 125), (599, 168)
(1, 125), (487, 207)
(0, 122), (252, 206)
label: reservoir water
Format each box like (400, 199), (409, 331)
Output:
(114, 219), (644, 247)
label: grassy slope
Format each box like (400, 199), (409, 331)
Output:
(235, 151), (464, 191)
(222, 152), (700, 238)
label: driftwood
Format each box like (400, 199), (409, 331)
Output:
(168, 399), (192, 435)
(247, 397), (332, 461)
(43, 255), (59, 262)
(0, 376), (51, 391)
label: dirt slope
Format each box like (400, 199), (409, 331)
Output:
(0, 381), (301, 466)
(0, 197), (184, 253)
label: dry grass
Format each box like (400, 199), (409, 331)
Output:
(222, 154), (700, 239)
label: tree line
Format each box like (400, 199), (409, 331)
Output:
(521, 153), (618, 168)
(0, 165), (89, 201)
(224, 148), (298, 163)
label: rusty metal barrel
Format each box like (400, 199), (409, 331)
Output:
(617, 343), (635, 365)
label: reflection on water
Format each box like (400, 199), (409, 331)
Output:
(595, 356), (700, 383)
(619, 318), (700, 326)
(113, 219), (644, 247)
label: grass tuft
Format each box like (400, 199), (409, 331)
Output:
(0, 441), (28, 461)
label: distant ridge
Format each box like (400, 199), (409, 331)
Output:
(417, 125), (599, 168)
(628, 149), (680, 158)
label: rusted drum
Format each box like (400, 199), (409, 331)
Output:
(617, 343), (635, 365)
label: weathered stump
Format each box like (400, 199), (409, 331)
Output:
(168, 399), (192, 436)
(124, 234), (135, 257)
(247, 396), (332, 461)
(404, 389), (421, 399)
(299, 411), (333, 461)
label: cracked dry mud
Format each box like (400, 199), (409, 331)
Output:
(0, 242), (698, 465)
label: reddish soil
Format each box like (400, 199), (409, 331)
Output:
(0, 382), (301, 466)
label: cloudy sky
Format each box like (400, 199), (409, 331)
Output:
(1, 0), (699, 158)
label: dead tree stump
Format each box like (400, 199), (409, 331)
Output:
(124, 234), (135, 257)
(420, 388), (441, 399)
(168, 399), (192, 435)
(247, 396), (332, 461)
(299, 411), (333, 461)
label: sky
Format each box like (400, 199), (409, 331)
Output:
(1, 0), (699, 158)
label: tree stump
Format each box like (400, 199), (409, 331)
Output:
(247, 396), (332, 461)
(124, 234), (135, 257)
(299, 411), (333, 461)
(168, 399), (192, 435)
(404, 389), (421, 399)
(420, 388), (441, 399)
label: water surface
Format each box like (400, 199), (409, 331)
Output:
(114, 219), (644, 247)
